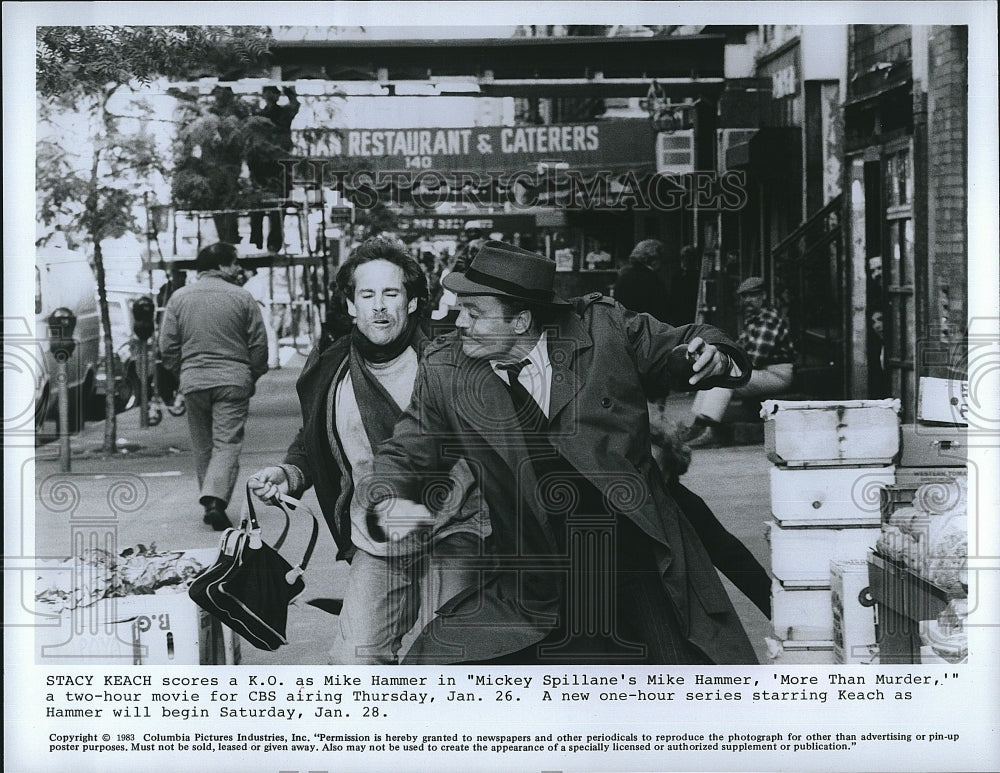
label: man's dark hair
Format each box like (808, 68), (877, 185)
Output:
(335, 235), (428, 315)
(195, 242), (238, 272)
(628, 238), (665, 268)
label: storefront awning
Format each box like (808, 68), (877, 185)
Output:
(725, 127), (801, 180)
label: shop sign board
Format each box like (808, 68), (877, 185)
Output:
(396, 213), (535, 234)
(759, 43), (801, 126)
(297, 119), (656, 173)
(655, 130), (696, 174)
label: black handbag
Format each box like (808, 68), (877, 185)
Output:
(189, 484), (319, 651)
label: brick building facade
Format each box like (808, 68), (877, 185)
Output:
(843, 24), (969, 419)
(925, 26), (969, 369)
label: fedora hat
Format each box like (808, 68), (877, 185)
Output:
(442, 240), (571, 307)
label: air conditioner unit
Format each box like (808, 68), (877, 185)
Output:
(717, 128), (758, 173)
(655, 130), (695, 175)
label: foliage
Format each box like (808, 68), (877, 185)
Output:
(35, 140), (89, 248)
(37, 25), (274, 101)
(36, 25), (275, 450)
(171, 92), (274, 211)
(355, 201), (399, 239)
(37, 116), (165, 247)
(36, 25), (277, 242)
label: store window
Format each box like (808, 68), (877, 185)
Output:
(881, 143), (916, 412)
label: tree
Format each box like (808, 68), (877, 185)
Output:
(36, 25), (274, 452)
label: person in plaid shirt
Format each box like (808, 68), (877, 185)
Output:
(685, 277), (795, 447)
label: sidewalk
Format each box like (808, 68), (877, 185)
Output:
(33, 355), (775, 664)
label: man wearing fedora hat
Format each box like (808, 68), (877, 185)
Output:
(685, 276), (796, 448)
(368, 240), (759, 665)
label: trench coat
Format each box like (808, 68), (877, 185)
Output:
(283, 332), (488, 563)
(374, 294), (760, 664)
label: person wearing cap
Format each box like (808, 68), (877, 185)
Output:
(247, 236), (488, 664)
(368, 240), (759, 665)
(685, 276), (796, 448)
(612, 238), (671, 323)
(159, 242), (269, 530)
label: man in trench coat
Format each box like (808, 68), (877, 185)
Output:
(370, 240), (759, 665)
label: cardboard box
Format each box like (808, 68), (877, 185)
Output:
(831, 559), (877, 664)
(768, 638), (836, 665)
(769, 522), (880, 586)
(761, 399), (900, 468)
(918, 377), (968, 425)
(771, 580), (833, 642)
(899, 424), (967, 467)
(880, 468), (967, 522)
(770, 466), (894, 526)
(919, 645), (952, 664)
(34, 548), (240, 665)
(37, 593), (241, 665)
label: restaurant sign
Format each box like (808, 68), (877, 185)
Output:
(396, 213), (536, 234)
(295, 119), (656, 173)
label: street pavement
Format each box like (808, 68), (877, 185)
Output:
(33, 350), (774, 665)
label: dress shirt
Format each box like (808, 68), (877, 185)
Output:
(490, 331), (552, 417)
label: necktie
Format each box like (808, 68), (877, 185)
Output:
(498, 359), (547, 434)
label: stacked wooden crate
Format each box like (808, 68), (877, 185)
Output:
(762, 399), (901, 664)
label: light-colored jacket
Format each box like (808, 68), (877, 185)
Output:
(159, 273), (268, 394)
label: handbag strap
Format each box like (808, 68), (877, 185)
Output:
(245, 482), (291, 549)
(244, 482), (321, 572)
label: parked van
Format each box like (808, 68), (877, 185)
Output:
(35, 248), (102, 432)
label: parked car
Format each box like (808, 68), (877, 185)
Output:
(94, 287), (148, 413)
(32, 338), (52, 432)
(35, 248), (102, 433)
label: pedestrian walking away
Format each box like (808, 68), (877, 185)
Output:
(370, 240), (760, 665)
(248, 236), (489, 665)
(159, 242), (269, 530)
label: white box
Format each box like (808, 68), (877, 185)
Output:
(831, 559), (877, 664)
(761, 399), (900, 467)
(770, 466), (894, 526)
(769, 522), (880, 586)
(771, 580), (833, 641)
(918, 377), (968, 425)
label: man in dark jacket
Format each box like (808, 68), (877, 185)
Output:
(370, 240), (759, 665)
(249, 236), (487, 664)
(612, 238), (671, 323)
(160, 242), (268, 530)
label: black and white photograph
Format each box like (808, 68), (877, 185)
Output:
(4, 3), (999, 772)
